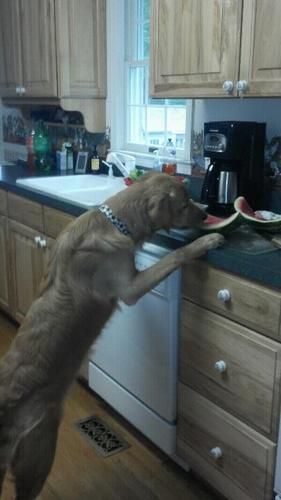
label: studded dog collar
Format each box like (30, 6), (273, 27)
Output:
(98, 204), (131, 237)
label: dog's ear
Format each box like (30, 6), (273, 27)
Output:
(148, 190), (175, 227)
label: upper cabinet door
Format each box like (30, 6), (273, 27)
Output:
(150, 0), (242, 98)
(56, 0), (106, 98)
(0, 0), (22, 97)
(239, 0), (281, 96)
(20, 0), (57, 97)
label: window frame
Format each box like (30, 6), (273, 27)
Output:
(106, 0), (193, 172)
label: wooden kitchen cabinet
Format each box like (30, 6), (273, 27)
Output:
(177, 385), (275, 500)
(0, 0), (22, 97)
(0, 215), (11, 314)
(2, 193), (74, 323)
(6, 193), (56, 323)
(239, 0), (281, 96)
(0, 0), (106, 131)
(20, 0), (58, 97)
(55, 0), (106, 99)
(176, 261), (281, 500)
(0, 190), (11, 314)
(150, 0), (281, 98)
(8, 219), (54, 323)
(0, 0), (57, 98)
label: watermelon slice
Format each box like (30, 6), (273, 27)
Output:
(200, 211), (242, 234)
(200, 196), (281, 234)
(235, 197), (281, 233)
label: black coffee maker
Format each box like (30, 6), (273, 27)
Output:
(201, 121), (266, 215)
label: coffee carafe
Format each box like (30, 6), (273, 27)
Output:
(201, 121), (266, 216)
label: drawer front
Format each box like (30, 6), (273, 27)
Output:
(177, 385), (275, 500)
(180, 301), (281, 438)
(8, 193), (43, 232)
(43, 206), (75, 238)
(0, 189), (7, 215)
(182, 261), (281, 339)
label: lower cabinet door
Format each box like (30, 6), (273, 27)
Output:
(9, 219), (53, 323)
(0, 215), (11, 313)
(177, 385), (275, 500)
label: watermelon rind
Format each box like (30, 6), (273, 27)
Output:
(234, 197), (281, 233)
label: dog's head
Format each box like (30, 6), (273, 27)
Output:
(138, 172), (207, 231)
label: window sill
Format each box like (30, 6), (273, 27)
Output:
(117, 149), (193, 175)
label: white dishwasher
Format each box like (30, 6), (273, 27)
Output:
(88, 242), (181, 455)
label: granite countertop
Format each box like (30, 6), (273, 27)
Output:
(1, 163), (281, 291)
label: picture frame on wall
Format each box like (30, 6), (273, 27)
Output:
(75, 151), (88, 174)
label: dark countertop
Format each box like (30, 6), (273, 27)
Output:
(1, 163), (281, 291)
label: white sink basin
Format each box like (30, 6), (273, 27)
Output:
(16, 174), (126, 207)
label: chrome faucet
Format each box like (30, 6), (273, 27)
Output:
(102, 152), (135, 177)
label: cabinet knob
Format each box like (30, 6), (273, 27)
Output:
(217, 289), (231, 302)
(34, 236), (41, 247)
(20, 86), (26, 95)
(222, 80), (234, 94)
(214, 360), (227, 373)
(34, 236), (46, 249)
(236, 80), (248, 93)
(16, 86), (21, 95)
(210, 447), (223, 460)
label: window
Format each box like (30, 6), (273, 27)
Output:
(106, 0), (192, 169)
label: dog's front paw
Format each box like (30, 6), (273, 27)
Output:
(181, 233), (225, 262)
(203, 233), (225, 250)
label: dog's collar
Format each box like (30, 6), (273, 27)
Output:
(98, 204), (131, 237)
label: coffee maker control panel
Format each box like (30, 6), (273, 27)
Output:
(204, 133), (227, 153)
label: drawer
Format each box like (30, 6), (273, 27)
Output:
(0, 189), (7, 215)
(43, 206), (75, 238)
(180, 301), (281, 439)
(8, 193), (43, 232)
(177, 385), (275, 500)
(182, 261), (281, 339)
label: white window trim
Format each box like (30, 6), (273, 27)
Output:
(106, 0), (192, 174)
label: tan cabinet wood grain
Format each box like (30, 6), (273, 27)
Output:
(0, 189), (8, 215)
(182, 261), (281, 339)
(0, 216), (11, 313)
(20, 0), (57, 97)
(0, 0), (22, 97)
(9, 220), (49, 323)
(7, 193), (44, 232)
(0, 0), (106, 130)
(150, 0), (281, 97)
(180, 300), (281, 439)
(43, 206), (75, 238)
(240, 0), (281, 96)
(177, 385), (275, 500)
(0, 0), (57, 98)
(150, 0), (242, 98)
(56, 0), (106, 99)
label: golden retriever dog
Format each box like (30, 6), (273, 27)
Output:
(0, 172), (224, 499)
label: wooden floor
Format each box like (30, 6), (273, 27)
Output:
(0, 313), (219, 500)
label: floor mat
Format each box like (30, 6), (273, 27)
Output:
(74, 415), (130, 457)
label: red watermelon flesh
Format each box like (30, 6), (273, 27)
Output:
(235, 197), (264, 220)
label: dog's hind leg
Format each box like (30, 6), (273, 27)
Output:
(12, 407), (61, 500)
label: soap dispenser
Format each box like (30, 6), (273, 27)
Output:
(153, 149), (162, 171)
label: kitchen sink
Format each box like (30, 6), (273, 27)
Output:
(16, 174), (126, 207)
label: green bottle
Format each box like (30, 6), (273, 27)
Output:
(34, 121), (51, 172)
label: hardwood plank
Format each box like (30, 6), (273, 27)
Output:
(0, 313), (219, 500)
